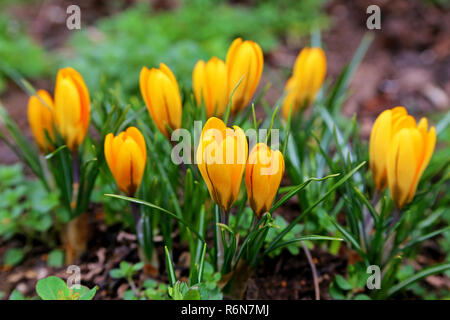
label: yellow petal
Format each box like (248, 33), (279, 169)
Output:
(54, 68), (90, 150)
(408, 125), (436, 202)
(126, 126), (147, 161)
(369, 109), (392, 190)
(192, 60), (205, 107)
(387, 129), (417, 208)
(27, 90), (54, 151)
(141, 65), (182, 137)
(226, 39), (263, 113)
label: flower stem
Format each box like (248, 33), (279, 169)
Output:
(130, 202), (141, 234)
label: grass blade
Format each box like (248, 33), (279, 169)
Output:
(387, 263), (450, 298)
(264, 161), (366, 255)
(265, 235), (343, 255)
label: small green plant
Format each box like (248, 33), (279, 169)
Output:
(110, 261), (145, 299)
(329, 264), (371, 300)
(110, 261), (171, 300)
(36, 276), (97, 300)
(0, 164), (59, 267)
(9, 289), (27, 300)
(165, 246), (222, 300)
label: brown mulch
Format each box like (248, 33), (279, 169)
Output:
(0, 209), (347, 300)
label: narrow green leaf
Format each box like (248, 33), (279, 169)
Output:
(44, 145), (68, 160)
(353, 186), (379, 225)
(165, 246), (177, 287)
(396, 226), (450, 254)
(264, 161), (366, 255)
(197, 243), (207, 284)
(387, 263), (450, 298)
(270, 173), (340, 213)
(328, 216), (366, 259)
(265, 236), (343, 255)
(105, 194), (206, 244)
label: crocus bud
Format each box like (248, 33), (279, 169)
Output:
(27, 90), (55, 152)
(245, 143), (284, 217)
(104, 127), (147, 196)
(196, 117), (248, 211)
(226, 38), (263, 114)
(281, 47), (326, 119)
(369, 107), (416, 191)
(193, 57), (228, 118)
(387, 118), (436, 209)
(54, 67), (90, 151)
(140, 63), (182, 138)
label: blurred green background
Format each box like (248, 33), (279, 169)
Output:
(0, 0), (328, 94)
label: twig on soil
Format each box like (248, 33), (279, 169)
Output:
(302, 241), (320, 300)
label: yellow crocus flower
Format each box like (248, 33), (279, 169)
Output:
(281, 47), (326, 119)
(193, 57), (228, 118)
(196, 117), (248, 211)
(226, 38), (263, 114)
(27, 89), (55, 152)
(104, 127), (147, 196)
(369, 106), (416, 191)
(54, 67), (90, 151)
(386, 117), (436, 209)
(140, 63), (182, 138)
(245, 143), (285, 217)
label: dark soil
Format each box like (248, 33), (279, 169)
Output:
(247, 249), (347, 300)
(0, 207), (349, 300)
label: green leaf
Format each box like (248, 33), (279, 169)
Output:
(387, 263), (450, 298)
(109, 269), (124, 279)
(36, 276), (70, 300)
(197, 243), (207, 284)
(352, 186), (379, 225)
(264, 235), (343, 255)
(329, 282), (345, 300)
(396, 226), (450, 254)
(270, 174), (340, 213)
(44, 145), (69, 160)
(0, 103), (48, 188)
(132, 262), (145, 272)
(3, 248), (25, 267)
(105, 194), (206, 244)
(165, 246), (177, 287)
(335, 275), (352, 290)
(264, 161), (366, 255)
(120, 261), (132, 275)
(75, 286), (98, 300)
(47, 249), (65, 268)
(328, 216), (366, 259)
(183, 288), (202, 300)
(9, 289), (25, 300)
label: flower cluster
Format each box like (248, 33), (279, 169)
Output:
(28, 67), (90, 152)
